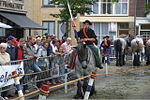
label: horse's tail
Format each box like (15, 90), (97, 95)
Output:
(114, 39), (122, 51)
(135, 40), (144, 52)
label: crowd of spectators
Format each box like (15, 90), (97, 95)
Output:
(0, 34), (74, 99)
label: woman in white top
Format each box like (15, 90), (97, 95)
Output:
(0, 43), (11, 100)
(0, 43), (10, 65)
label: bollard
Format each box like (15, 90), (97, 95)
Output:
(105, 56), (108, 75)
(12, 71), (24, 100)
(38, 84), (49, 100)
(64, 65), (68, 93)
(84, 72), (96, 100)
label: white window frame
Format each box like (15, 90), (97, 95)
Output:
(42, 21), (55, 36)
(42, 0), (55, 6)
(92, 22), (117, 43)
(85, 0), (129, 16)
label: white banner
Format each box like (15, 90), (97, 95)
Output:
(0, 61), (24, 88)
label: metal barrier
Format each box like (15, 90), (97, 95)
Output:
(0, 55), (75, 100)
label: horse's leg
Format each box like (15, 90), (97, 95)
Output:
(132, 53), (135, 66)
(116, 50), (119, 66)
(82, 78), (88, 94)
(146, 50), (149, 65)
(142, 48), (145, 62)
(148, 52), (150, 65)
(119, 50), (123, 66)
(139, 52), (141, 66)
(74, 81), (84, 99)
(133, 53), (137, 66)
(137, 52), (141, 66)
(82, 77), (96, 97)
(133, 52), (140, 66)
(146, 53), (148, 65)
(146, 52), (150, 65)
(123, 50), (126, 65)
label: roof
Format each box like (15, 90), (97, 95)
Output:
(0, 12), (46, 29)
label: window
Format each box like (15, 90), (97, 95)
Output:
(43, 0), (55, 6)
(101, 0), (113, 14)
(42, 21), (55, 36)
(115, 0), (128, 14)
(0, 28), (5, 36)
(118, 23), (129, 29)
(88, 2), (99, 14)
(93, 22), (117, 43)
(87, 0), (128, 16)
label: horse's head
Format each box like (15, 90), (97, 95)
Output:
(77, 43), (88, 69)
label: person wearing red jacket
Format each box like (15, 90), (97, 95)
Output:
(16, 38), (25, 60)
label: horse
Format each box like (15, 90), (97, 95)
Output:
(146, 39), (150, 65)
(131, 37), (144, 66)
(65, 43), (97, 99)
(113, 34), (134, 66)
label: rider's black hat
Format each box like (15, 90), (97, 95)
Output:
(105, 35), (109, 38)
(83, 20), (92, 25)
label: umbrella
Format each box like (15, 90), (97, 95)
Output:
(0, 22), (12, 28)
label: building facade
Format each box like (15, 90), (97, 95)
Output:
(0, 0), (44, 42)
(24, 0), (150, 43)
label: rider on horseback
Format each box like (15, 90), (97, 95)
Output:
(68, 20), (103, 69)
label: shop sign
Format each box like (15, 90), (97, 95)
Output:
(0, 0), (23, 10)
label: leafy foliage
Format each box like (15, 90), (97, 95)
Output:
(112, 0), (119, 2)
(145, 3), (150, 14)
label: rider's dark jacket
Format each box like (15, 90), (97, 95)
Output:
(76, 28), (97, 45)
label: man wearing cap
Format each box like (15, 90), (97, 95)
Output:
(72, 20), (103, 69)
(6, 35), (17, 60)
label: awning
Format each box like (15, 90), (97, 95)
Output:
(0, 12), (45, 29)
(0, 22), (12, 28)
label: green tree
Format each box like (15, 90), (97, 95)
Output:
(112, 0), (119, 2)
(145, 3), (150, 14)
